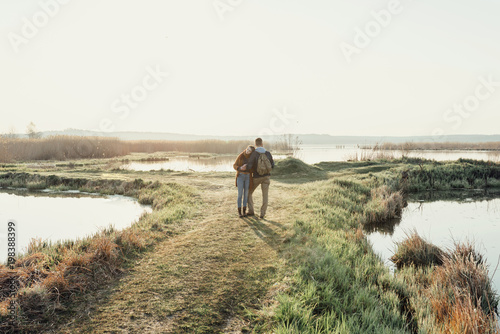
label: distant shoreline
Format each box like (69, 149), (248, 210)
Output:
(4, 129), (500, 145)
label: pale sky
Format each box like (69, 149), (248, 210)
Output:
(1, 0), (500, 137)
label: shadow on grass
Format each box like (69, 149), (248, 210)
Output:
(242, 217), (283, 251)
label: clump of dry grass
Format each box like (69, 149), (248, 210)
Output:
(364, 185), (404, 225)
(115, 229), (147, 254)
(391, 232), (444, 269)
(15, 284), (60, 322)
(26, 238), (49, 254)
(0, 236), (123, 330)
(448, 241), (484, 266)
(393, 232), (499, 333)
(428, 249), (498, 334)
(432, 242), (498, 315)
(15, 253), (47, 268)
(41, 271), (70, 295)
(89, 237), (119, 263)
(61, 250), (93, 268)
(429, 286), (497, 334)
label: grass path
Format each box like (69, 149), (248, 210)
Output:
(50, 176), (299, 333)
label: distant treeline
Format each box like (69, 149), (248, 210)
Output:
(363, 141), (500, 151)
(0, 136), (290, 162)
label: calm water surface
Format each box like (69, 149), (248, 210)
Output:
(123, 145), (500, 172)
(122, 154), (289, 172)
(0, 189), (152, 262)
(295, 145), (500, 164)
(365, 191), (500, 291)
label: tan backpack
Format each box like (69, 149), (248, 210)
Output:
(257, 152), (272, 175)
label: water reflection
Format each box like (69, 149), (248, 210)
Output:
(1, 188), (107, 199)
(363, 217), (403, 235)
(296, 145), (500, 164)
(123, 156), (237, 172)
(0, 188), (152, 262)
(122, 146), (500, 172)
(122, 154), (289, 172)
(365, 190), (500, 290)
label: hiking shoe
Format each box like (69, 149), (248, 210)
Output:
(260, 215), (265, 219)
(246, 212), (255, 216)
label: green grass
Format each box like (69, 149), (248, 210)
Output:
(1, 158), (500, 333)
(0, 173), (199, 333)
(266, 175), (413, 333)
(264, 158), (500, 333)
(401, 160), (500, 191)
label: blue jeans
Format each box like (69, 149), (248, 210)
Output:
(237, 173), (250, 208)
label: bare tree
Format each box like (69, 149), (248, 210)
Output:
(275, 134), (302, 157)
(26, 122), (41, 139)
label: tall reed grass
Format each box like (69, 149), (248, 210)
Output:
(372, 141), (500, 151)
(346, 143), (396, 161)
(0, 136), (267, 162)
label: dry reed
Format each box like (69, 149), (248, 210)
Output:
(0, 136), (270, 162)
(390, 232), (444, 269)
(376, 142), (500, 151)
(393, 232), (499, 333)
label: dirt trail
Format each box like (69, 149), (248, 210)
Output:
(53, 177), (296, 333)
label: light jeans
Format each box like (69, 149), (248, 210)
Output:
(237, 173), (250, 208)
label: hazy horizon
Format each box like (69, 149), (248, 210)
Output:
(14, 128), (500, 137)
(2, 0), (500, 138)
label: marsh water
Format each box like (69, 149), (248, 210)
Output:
(122, 145), (500, 172)
(365, 190), (500, 291)
(122, 154), (289, 172)
(295, 145), (500, 164)
(123, 156), (241, 172)
(0, 189), (152, 263)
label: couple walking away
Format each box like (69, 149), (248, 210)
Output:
(233, 137), (274, 219)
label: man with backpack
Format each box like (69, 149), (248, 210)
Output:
(241, 137), (274, 219)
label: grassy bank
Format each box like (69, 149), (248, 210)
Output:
(259, 158), (500, 333)
(0, 173), (198, 333)
(395, 159), (500, 191)
(262, 172), (412, 333)
(1, 158), (499, 332)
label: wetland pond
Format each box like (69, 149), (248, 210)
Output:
(365, 190), (500, 291)
(122, 146), (500, 172)
(0, 189), (152, 263)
